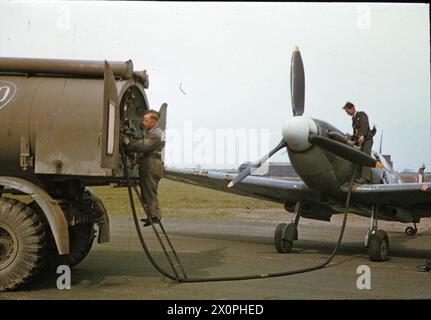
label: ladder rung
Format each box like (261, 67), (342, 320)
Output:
(132, 186), (189, 279)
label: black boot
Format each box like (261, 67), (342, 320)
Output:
(140, 216), (161, 227)
(416, 262), (431, 272)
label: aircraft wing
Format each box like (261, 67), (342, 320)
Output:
(341, 182), (431, 207)
(164, 167), (317, 204)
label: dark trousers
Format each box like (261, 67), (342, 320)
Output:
(360, 138), (373, 181)
(139, 157), (163, 219)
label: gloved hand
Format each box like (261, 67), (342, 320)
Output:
(123, 136), (130, 146)
(346, 140), (355, 147)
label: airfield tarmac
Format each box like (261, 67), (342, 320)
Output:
(1, 213), (431, 300)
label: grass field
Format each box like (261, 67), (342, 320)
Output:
(90, 179), (281, 220)
(5, 178), (429, 226)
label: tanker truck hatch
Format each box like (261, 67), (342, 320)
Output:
(33, 62), (127, 176)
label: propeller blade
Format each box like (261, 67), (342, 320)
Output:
(309, 134), (383, 168)
(290, 47), (305, 116)
(228, 139), (287, 188)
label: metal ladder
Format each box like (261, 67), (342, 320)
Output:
(131, 184), (187, 279)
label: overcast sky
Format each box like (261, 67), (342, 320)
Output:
(1, 1), (429, 171)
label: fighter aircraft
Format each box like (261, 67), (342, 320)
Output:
(164, 47), (431, 262)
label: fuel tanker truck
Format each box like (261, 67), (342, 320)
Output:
(0, 58), (167, 290)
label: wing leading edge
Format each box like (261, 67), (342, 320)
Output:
(341, 182), (431, 207)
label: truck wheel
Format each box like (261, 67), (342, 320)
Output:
(28, 200), (96, 270)
(0, 198), (46, 291)
(45, 223), (95, 269)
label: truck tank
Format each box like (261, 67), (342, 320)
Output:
(0, 58), (166, 290)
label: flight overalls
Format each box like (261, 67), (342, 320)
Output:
(128, 124), (164, 219)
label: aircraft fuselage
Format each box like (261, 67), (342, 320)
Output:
(286, 117), (391, 200)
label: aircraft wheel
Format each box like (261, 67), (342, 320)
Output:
(369, 230), (389, 262)
(0, 198), (46, 291)
(405, 226), (417, 236)
(274, 223), (294, 253)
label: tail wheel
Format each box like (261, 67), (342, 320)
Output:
(0, 198), (46, 291)
(45, 223), (95, 270)
(405, 225), (417, 236)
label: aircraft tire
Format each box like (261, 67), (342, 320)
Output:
(405, 226), (417, 236)
(369, 230), (389, 262)
(0, 198), (46, 291)
(274, 223), (294, 253)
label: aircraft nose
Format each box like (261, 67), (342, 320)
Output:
(282, 116), (318, 152)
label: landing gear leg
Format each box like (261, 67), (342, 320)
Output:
(365, 205), (389, 262)
(274, 201), (302, 253)
(364, 205), (378, 248)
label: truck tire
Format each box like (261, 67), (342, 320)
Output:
(28, 198), (96, 270)
(0, 198), (46, 291)
(45, 223), (95, 270)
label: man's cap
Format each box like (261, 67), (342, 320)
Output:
(342, 102), (355, 110)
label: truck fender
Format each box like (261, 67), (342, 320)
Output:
(0, 176), (69, 254)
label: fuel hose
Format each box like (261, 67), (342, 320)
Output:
(121, 145), (358, 283)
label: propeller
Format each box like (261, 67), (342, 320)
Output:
(309, 133), (383, 168)
(228, 47), (306, 188)
(227, 139), (287, 188)
(291, 47), (305, 116)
